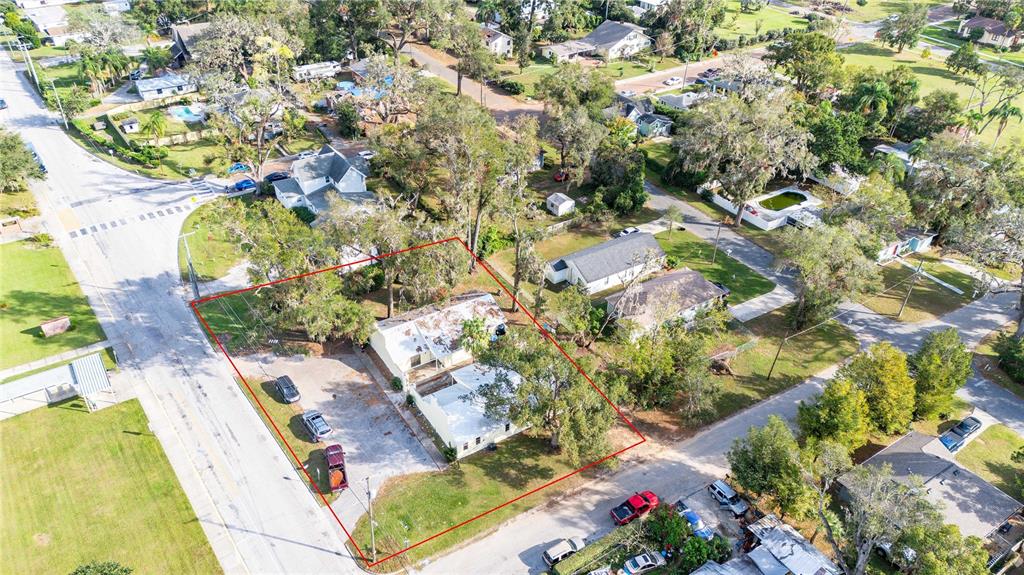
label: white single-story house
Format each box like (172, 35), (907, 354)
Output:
(636, 113), (673, 137)
(546, 232), (666, 294)
(481, 24), (514, 59)
(120, 117), (140, 133)
(25, 5), (82, 46)
(413, 363), (527, 459)
(607, 269), (727, 336)
(272, 144), (372, 217)
(543, 20), (651, 63)
(135, 73), (197, 101)
(958, 15), (1023, 48)
(877, 228), (936, 263)
(546, 192), (575, 216)
(657, 91), (719, 111)
(809, 165), (864, 197)
(369, 292), (506, 383)
(292, 61), (343, 82)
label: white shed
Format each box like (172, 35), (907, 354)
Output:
(546, 192), (575, 217)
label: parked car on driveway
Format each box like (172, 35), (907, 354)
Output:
(619, 90), (637, 98)
(296, 150), (317, 159)
(674, 499), (714, 540)
(301, 410), (332, 441)
(274, 375), (300, 403)
(542, 537), (585, 566)
(619, 551), (666, 575)
(263, 171), (290, 183)
(940, 416), (983, 452)
(553, 169), (568, 182)
(708, 480), (749, 517)
(233, 178), (257, 192)
(616, 227), (640, 237)
(227, 162), (248, 175)
(610, 491), (659, 525)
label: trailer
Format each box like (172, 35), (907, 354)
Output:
(325, 444), (348, 492)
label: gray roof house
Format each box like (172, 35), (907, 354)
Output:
(838, 431), (1024, 565)
(171, 22), (210, 65)
(545, 232), (665, 294)
(542, 20), (651, 62)
(607, 268), (726, 335)
(272, 144), (373, 218)
(692, 515), (840, 575)
(636, 112), (673, 137)
(135, 73), (197, 101)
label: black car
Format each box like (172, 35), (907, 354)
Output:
(263, 171), (290, 183)
(274, 375), (300, 403)
(951, 416), (982, 438)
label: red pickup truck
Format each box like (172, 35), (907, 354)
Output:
(610, 491), (659, 525)
(325, 444), (348, 493)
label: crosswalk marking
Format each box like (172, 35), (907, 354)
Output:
(69, 200), (199, 241)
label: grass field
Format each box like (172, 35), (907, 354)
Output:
(862, 258), (974, 323)
(974, 321), (1023, 400)
(178, 198), (249, 281)
(655, 229), (776, 304)
(955, 424), (1024, 500)
(840, 42), (1024, 147)
(922, 20), (1024, 66)
(716, 1), (809, 40)
(0, 240), (107, 370)
(350, 434), (588, 570)
(0, 399), (221, 574)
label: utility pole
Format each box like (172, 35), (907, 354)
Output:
(19, 40), (40, 91)
(766, 333), (789, 381)
(711, 221), (723, 263)
(179, 232), (200, 300)
(49, 79), (68, 130)
(897, 260), (924, 319)
(366, 476), (376, 562)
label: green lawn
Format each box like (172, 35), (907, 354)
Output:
(178, 198), (248, 282)
(0, 399), (221, 574)
(0, 240), (107, 370)
(921, 20), (1024, 66)
(716, 1), (809, 40)
(350, 434), (586, 570)
(0, 189), (39, 218)
(955, 424), (1024, 500)
(194, 293), (262, 354)
(280, 128), (327, 156)
(785, 0), (945, 22)
(713, 305), (860, 419)
(654, 229), (776, 305)
(974, 321), (1024, 400)
(840, 42), (1024, 147)
(6, 43), (69, 63)
(862, 260), (974, 323)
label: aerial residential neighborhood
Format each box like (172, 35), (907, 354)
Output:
(1, 0), (1024, 574)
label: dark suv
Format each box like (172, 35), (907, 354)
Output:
(274, 375), (300, 403)
(301, 410), (333, 442)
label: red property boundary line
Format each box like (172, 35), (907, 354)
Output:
(190, 236), (647, 567)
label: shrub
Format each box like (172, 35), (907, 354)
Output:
(406, 393), (415, 407)
(856, 0), (868, 6)
(441, 444), (457, 462)
(497, 79), (525, 95)
(993, 332), (1024, 383)
(28, 232), (54, 247)
(390, 377), (403, 392)
(291, 206), (316, 224)
(665, 254), (681, 269)
(477, 225), (513, 257)
(334, 101), (361, 138)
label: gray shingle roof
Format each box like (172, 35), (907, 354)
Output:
(582, 20), (649, 49)
(291, 145), (356, 183)
(553, 232), (665, 283)
(606, 268), (725, 327)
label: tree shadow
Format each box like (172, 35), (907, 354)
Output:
(470, 436), (559, 490)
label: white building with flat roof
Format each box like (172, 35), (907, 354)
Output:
(414, 363), (527, 459)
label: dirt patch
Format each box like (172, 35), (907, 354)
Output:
(32, 533), (51, 547)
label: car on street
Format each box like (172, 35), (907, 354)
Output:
(263, 171), (290, 183)
(296, 150), (317, 159)
(357, 150), (377, 160)
(233, 178), (257, 192)
(708, 479), (749, 517)
(274, 375), (300, 403)
(301, 410), (333, 441)
(674, 499), (714, 540)
(542, 536), (585, 566)
(610, 491), (659, 525)
(620, 551), (666, 575)
(939, 416), (982, 452)
(698, 68), (721, 79)
(663, 76), (683, 86)
(619, 90), (637, 98)
(616, 227), (641, 237)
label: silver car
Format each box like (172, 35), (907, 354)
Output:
(542, 536), (585, 566)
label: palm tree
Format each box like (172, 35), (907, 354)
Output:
(984, 102), (1023, 146)
(141, 47), (170, 75)
(140, 110), (168, 145)
(77, 52), (104, 95)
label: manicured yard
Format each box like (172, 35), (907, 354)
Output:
(0, 190), (39, 218)
(655, 229), (776, 305)
(921, 20), (1024, 66)
(350, 434), (588, 570)
(280, 128), (327, 156)
(905, 252), (980, 296)
(785, 0), (945, 22)
(0, 399), (221, 574)
(955, 424), (1024, 500)
(716, 1), (809, 40)
(496, 55), (685, 99)
(0, 240), (107, 370)
(974, 321), (1023, 400)
(840, 42), (1024, 147)
(862, 259), (974, 323)
(6, 43), (69, 62)
(712, 305), (860, 419)
(177, 198), (249, 281)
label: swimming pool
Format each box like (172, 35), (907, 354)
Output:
(168, 104), (206, 123)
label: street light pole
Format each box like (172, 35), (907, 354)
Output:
(366, 476), (376, 562)
(179, 232), (200, 301)
(49, 79), (68, 130)
(711, 221), (723, 263)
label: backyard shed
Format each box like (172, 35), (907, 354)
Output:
(120, 118), (140, 133)
(546, 192), (575, 217)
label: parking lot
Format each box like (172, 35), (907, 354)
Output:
(233, 352), (436, 526)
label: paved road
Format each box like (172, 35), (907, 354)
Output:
(1, 52), (361, 573)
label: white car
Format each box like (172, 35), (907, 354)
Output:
(619, 90), (637, 98)
(663, 76), (683, 86)
(296, 150), (317, 159)
(616, 227), (641, 237)
(542, 536), (585, 566)
(619, 551), (666, 575)
(357, 150), (377, 160)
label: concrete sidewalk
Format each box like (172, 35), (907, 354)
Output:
(728, 285), (796, 322)
(0, 340), (112, 382)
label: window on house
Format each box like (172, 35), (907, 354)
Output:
(475, 437), (481, 445)
(463, 443), (468, 451)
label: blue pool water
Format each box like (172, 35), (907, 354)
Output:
(168, 105), (206, 123)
